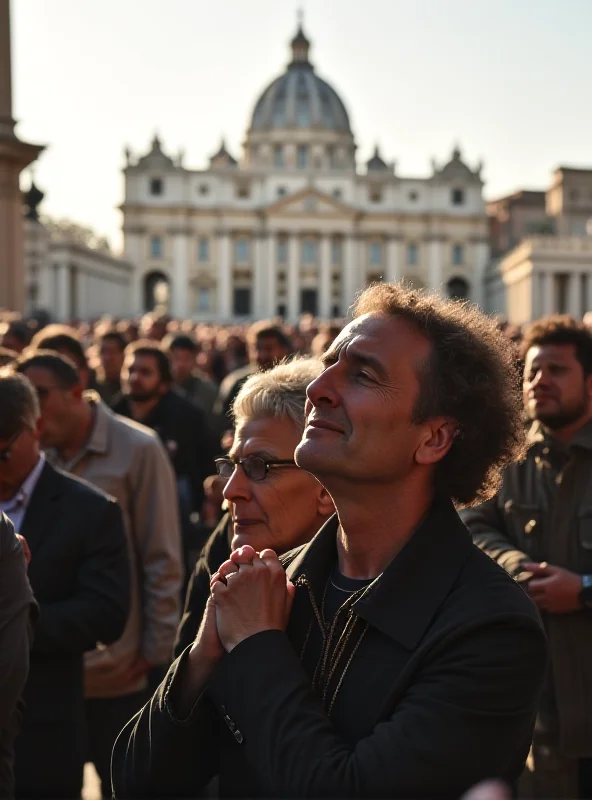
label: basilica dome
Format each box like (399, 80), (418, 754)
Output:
(249, 25), (351, 134)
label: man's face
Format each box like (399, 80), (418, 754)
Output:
(100, 339), (125, 382)
(20, 367), (77, 449)
(253, 336), (290, 371)
(223, 417), (328, 554)
(0, 424), (40, 501)
(124, 354), (167, 402)
(524, 343), (592, 429)
(170, 348), (195, 383)
(296, 313), (433, 486)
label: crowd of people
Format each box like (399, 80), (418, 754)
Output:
(1, 287), (592, 799)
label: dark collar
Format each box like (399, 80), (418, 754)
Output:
(285, 497), (473, 650)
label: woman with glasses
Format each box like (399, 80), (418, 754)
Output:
(174, 357), (333, 657)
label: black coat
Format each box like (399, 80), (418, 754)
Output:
(14, 462), (130, 799)
(113, 499), (547, 799)
(0, 515), (36, 800)
(174, 514), (231, 658)
(114, 391), (216, 513)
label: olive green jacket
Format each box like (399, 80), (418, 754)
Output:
(461, 419), (592, 760)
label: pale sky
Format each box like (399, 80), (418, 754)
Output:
(12, 0), (592, 253)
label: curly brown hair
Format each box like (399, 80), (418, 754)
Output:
(353, 283), (526, 507)
(520, 315), (592, 376)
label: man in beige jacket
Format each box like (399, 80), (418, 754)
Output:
(17, 350), (182, 798)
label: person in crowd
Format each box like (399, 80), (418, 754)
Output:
(461, 315), (592, 798)
(0, 347), (18, 368)
(1, 320), (31, 354)
(0, 373), (130, 798)
(174, 357), (334, 657)
(215, 324), (293, 421)
(113, 283), (547, 799)
(30, 324), (97, 391)
(15, 352), (182, 798)
(114, 341), (216, 569)
(165, 334), (218, 422)
(0, 513), (35, 800)
(96, 329), (127, 407)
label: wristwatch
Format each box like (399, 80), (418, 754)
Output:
(580, 575), (592, 609)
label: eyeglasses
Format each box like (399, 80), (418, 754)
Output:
(0, 430), (24, 463)
(215, 455), (298, 482)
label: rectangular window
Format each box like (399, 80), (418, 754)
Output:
(278, 239), (288, 264)
(197, 287), (210, 311)
(150, 236), (162, 258)
(297, 145), (309, 169)
(331, 240), (342, 265)
(233, 288), (251, 316)
(452, 188), (465, 206)
(327, 146), (336, 169)
(198, 238), (209, 262)
(301, 289), (318, 315)
(452, 244), (464, 265)
(369, 242), (382, 266)
(301, 240), (317, 265)
(150, 178), (163, 196)
(369, 188), (382, 203)
(235, 238), (249, 263)
(407, 243), (418, 266)
(274, 145), (284, 168)
(236, 184), (250, 199)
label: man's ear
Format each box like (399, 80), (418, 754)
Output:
(414, 419), (458, 466)
(315, 483), (335, 518)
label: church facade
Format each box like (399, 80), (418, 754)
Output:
(121, 24), (489, 321)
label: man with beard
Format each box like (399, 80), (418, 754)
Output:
(462, 315), (592, 799)
(114, 342), (216, 575)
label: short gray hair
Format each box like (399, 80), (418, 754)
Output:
(232, 357), (322, 433)
(0, 371), (40, 439)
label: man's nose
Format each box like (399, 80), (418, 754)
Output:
(223, 466), (251, 502)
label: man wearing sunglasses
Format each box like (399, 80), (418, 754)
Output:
(114, 284), (547, 799)
(0, 372), (130, 799)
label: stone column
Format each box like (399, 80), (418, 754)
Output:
(55, 260), (70, 321)
(123, 229), (144, 315)
(541, 272), (555, 316)
(567, 272), (581, 319)
(0, 0), (44, 312)
(386, 236), (400, 284)
(586, 273), (592, 315)
(342, 234), (358, 315)
(217, 232), (232, 321)
(427, 238), (443, 293)
(472, 239), (489, 308)
(288, 234), (300, 321)
(171, 230), (189, 318)
(253, 232), (267, 318)
(320, 235), (332, 318)
(266, 233), (277, 318)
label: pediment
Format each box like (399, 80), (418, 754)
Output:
(266, 187), (357, 218)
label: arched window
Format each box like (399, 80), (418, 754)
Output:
(447, 277), (470, 300)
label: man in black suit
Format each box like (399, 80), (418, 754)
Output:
(0, 373), (130, 799)
(0, 514), (36, 800)
(114, 283), (547, 799)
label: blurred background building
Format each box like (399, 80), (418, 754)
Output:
(121, 23), (490, 322)
(485, 167), (592, 324)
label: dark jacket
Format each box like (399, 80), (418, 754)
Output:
(114, 390), (216, 513)
(460, 419), (592, 794)
(174, 514), (231, 658)
(0, 515), (36, 800)
(113, 499), (547, 799)
(14, 462), (130, 799)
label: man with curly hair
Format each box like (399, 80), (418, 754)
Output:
(114, 283), (547, 799)
(463, 314), (592, 799)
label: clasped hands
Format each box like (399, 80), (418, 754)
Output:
(194, 546), (296, 665)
